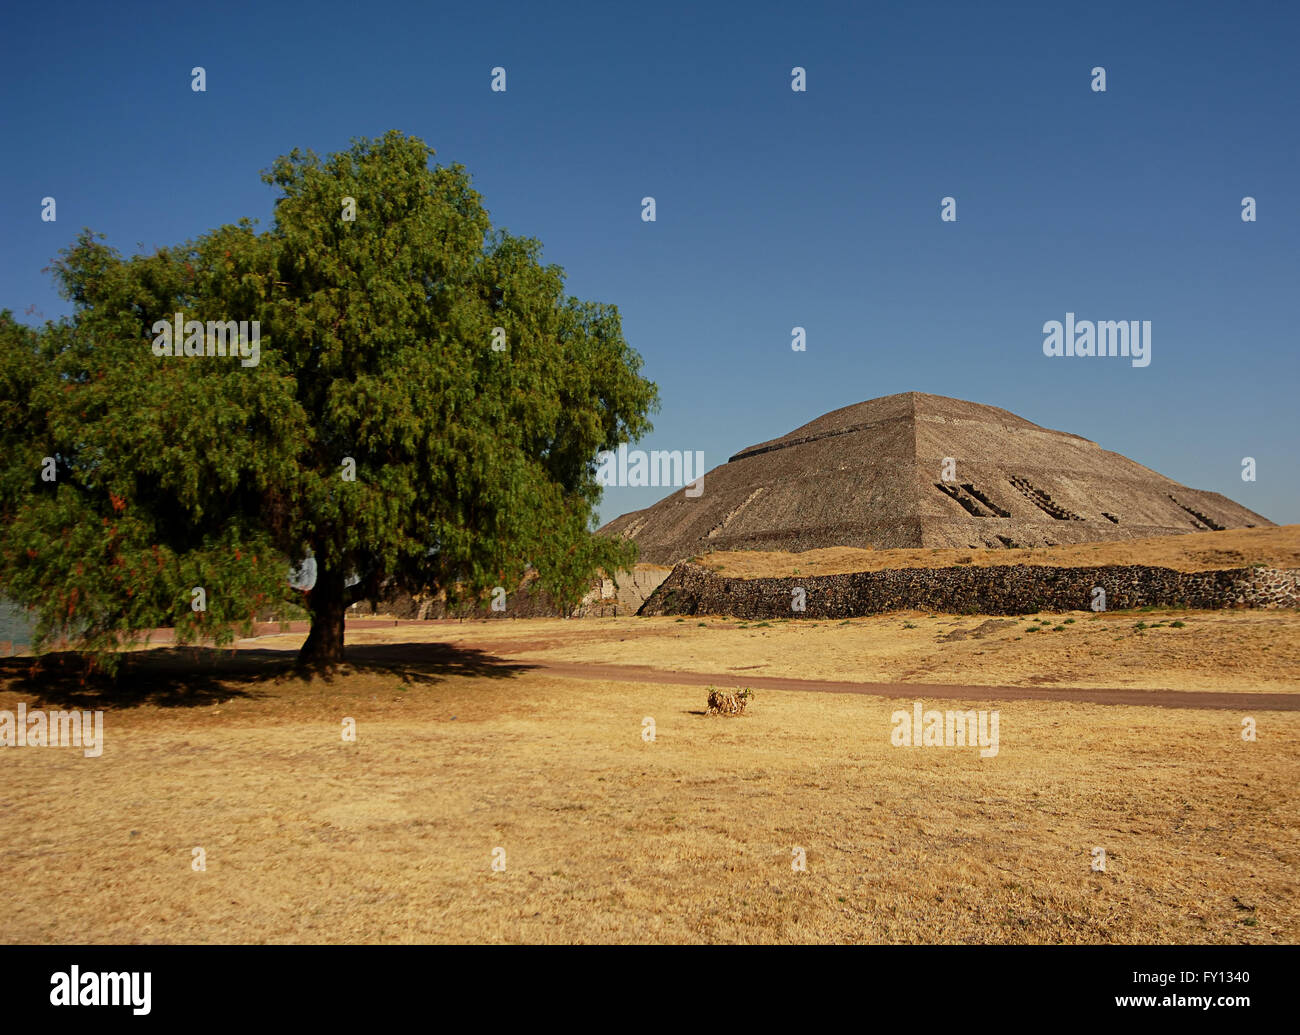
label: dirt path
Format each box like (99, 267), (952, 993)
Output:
(202, 621), (1299, 711)
(493, 656), (1300, 711)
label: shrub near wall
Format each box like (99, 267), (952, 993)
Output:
(638, 563), (1300, 619)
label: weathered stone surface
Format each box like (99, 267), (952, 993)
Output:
(573, 567), (671, 617)
(638, 562), (1300, 618)
(602, 392), (1274, 565)
(346, 566), (669, 620)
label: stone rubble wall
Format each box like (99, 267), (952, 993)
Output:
(346, 567), (672, 620)
(638, 562), (1300, 618)
(573, 567), (672, 618)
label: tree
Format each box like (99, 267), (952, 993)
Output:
(0, 131), (658, 670)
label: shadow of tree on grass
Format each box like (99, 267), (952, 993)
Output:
(0, 641), (535, 710)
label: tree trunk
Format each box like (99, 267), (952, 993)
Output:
(298, 567), (347, 668)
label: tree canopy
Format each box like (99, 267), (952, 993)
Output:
(0, 131), (658, 668)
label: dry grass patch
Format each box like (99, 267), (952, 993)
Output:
(1, 650), (1295, 945)
(705, 686), (753, 716)
(698, 524), (1300, 577)
(424, 611), (1300, 694)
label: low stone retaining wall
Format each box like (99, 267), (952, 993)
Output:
(348, 586), (568, 620)
(573, 567), (672, 617)
(346, 567), (671, 620)
(638, 563), (1300, 619)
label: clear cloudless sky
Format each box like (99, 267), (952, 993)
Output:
(2, 0), (1296, 526)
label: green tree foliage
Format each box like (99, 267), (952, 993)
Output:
(0, 131), (658, 669)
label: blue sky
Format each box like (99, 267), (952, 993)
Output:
(2, 0), (1296, 525)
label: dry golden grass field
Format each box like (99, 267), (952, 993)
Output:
(698, 523), (1300, 577)
(2, 601), (1297, 945)
(421, 609), (1300, 695)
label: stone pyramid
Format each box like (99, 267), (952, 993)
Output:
(600, 392), (1272, 565)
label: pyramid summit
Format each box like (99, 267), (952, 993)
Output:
(601, 392), (1272, 565)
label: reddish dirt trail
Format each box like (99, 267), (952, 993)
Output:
(204, 621), (1300, 711)
(494, 657), (1300, 712)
